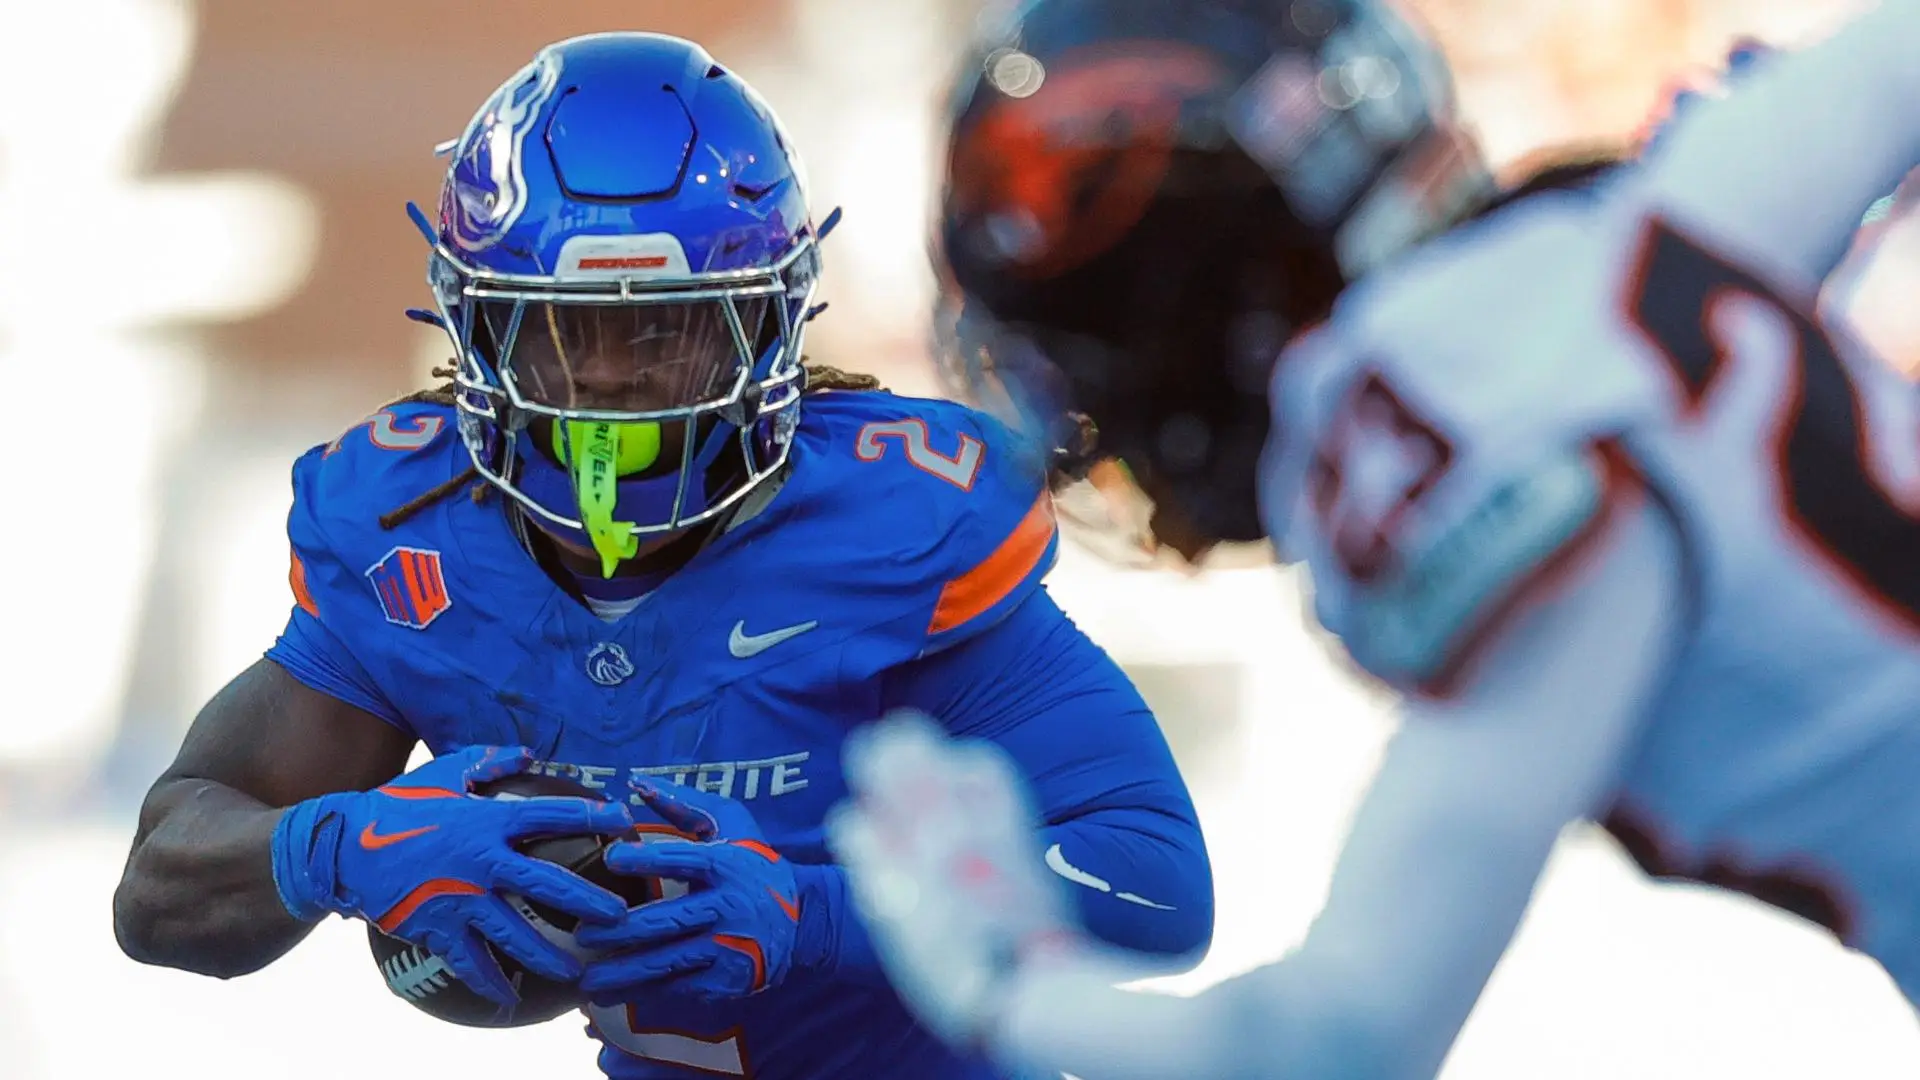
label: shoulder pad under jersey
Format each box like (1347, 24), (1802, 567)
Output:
(1265, 198), (1660, 696)
(783, 391), (1058, 656)
(285, 402), (466, 634)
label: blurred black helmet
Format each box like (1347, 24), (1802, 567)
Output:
(937, 0), (1490, 556)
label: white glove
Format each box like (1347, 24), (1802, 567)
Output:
(825, 711), (1077, 1050)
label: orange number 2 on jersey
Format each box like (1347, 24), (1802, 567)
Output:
(326, 409), (446, 457)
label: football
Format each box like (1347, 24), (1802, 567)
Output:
(365, 770), (690, 1028)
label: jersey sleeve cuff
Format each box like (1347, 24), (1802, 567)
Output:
(266, 608), (416, 737)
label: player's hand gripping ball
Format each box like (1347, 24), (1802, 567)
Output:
(573, 780), (803, 1005)
(271, 746), (640, 1023)
(360, 769), (692, 1028)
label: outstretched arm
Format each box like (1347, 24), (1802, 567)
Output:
(1633, 0), (1920, 295)
(988, 495), (1683, 1080)
(832, 491), (1683, 1078)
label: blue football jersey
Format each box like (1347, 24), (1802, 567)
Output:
(271, 390), (1060, 1079)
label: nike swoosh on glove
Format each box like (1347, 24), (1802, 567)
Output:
(269, 744), (633, 1006)
(824, 712), (1076, 1049)
(574, 780), (800, 1005)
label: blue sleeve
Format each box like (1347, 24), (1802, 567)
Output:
(266, 607), (415, 737)
(793, 589), (1214, 984)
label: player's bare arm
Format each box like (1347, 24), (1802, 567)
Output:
(113, 658), (415, 978)
(1632, 0), (1920, 296)
(118, 649), (635, 1007)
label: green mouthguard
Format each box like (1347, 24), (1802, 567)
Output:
(554, 420), (663, 578)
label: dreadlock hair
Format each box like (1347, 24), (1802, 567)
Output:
(800, 362), (883, 394)
(377, 359), (886, 530)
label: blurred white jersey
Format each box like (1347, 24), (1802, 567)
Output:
(921, 12), (1920, 1080)
(1263, 158), (1920, 998)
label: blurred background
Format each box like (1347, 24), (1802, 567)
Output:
(4, 0), (1920, 1076)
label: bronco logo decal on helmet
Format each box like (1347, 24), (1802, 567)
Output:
(443, 52), (564, 254)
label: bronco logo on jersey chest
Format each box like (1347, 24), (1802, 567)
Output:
(366, 546), (452, 629)
(585, 642), (636, 687)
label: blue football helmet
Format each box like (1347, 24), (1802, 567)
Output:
(415, 33), (829, 575)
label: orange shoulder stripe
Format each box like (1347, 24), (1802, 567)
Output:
(929, 492), (1057, 636)
(289, 548), (320, 618)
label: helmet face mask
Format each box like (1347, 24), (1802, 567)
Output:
(937, 0), (1490, 560)
(420, 33), (825, 574)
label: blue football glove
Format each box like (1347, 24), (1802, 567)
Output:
(269, 744), (633, 1006)
(574, 780), (800, 1005)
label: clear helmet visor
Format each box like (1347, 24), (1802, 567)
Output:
(480, 296), (771, 415)
(458, 293), (784, 576)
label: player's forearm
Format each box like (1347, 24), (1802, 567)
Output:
(795, 811), (1209, 993)
(995, 949), (1450, 1080)
(788, 861), (894, 987)
(981, 821), (1524, 1080)
(992, 499), (1685, 1080)
(113, 778), (316, 978)
(989, 951), (1272, 1080)
(1042, 808), (1212, 962)
(1642, 0), (1920, 292)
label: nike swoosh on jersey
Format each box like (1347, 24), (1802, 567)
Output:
(360, 822), (440, 850)
(1044, 842), (1176, 910)
(728, 619), (820, 658)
